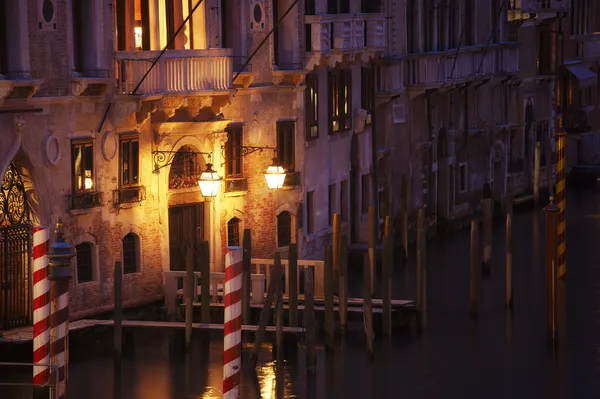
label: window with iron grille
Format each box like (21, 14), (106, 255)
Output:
(72, 139), (95, 193)
(226, 126), (243, 177)
(361, 67), (374, 126)
(277, 212), (292, 247)
(120, 136), (139, 188)
(122, 233), (139, 274)
(76, 242), (94, 283)
(277, 121), (295, 172)
(227, 217), (240, 247)
(306, 74), (319, 140)
(329, 69), (352, 134)
(168, 145), (203, 190)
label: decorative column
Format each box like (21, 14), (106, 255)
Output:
(223, 247), (243, 398)
(48, 218), (75, 399)
(32, 227), (50, 398)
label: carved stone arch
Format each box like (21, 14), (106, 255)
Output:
(275, 201), (296, 216)
(73, 231), (97, 246)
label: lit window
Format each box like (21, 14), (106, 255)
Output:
(72, 139), (94, 193)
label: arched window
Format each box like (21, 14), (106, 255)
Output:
(75, 242), (95, 283)
(122, 233), (140, 274)
(168, 145), (204, 190)
(227, 217), (240, 247)
(277, 211), (292, 248)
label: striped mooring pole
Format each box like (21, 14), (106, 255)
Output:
(223, 246), (243, 398)
(556, 131), (566, 280)
(32, 227), (50, 397)
(48, 218), (74, 399)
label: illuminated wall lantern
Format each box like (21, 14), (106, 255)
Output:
(198, 163), (222, 197)
(264, 158), (286, 190)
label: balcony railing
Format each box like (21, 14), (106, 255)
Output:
(224, 177), (248, 193)
(113, 186), (146, 206)
(563, 107), (589, 134)
(115, 49), (233, 96)
(67, 192), (102, 210)
(404, 45), (519, 87)
(305, 13), (386, 53)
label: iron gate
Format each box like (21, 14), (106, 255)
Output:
(0, 163), (32, 330)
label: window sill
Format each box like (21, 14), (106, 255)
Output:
(224, 190), (247, 198)
(69, 207), (102, 216)
(75, 280), (100, 288)
(123, 271), (142, 277)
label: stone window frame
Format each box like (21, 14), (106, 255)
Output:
(73, 234), (100, 286)
(71, 138), (96, 195)
(458, 162), (468, 193)
(122, 232), (142, 275)
(328, 68), (352, 134)
(227, 217), (241, 247)
(119, 133), (140, 188)
(305, 73), (319, 140)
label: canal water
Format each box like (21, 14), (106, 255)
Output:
(2, 188), (600, 398)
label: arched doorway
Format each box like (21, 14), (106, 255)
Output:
(0, 162), (33, 329)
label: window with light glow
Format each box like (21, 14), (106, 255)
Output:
(329, 69), (352, 134)
(306, 74), (319, 140)
(72, 139), (95, 193)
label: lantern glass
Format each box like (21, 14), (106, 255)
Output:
(198, 164), (222, 197)
(264, 162), (286, 190)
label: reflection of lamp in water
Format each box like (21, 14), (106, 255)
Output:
(197, 163), (222, 198)
(134, 21), (143, 50)
(264, 158), (286, 190)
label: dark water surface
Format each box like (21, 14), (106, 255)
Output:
(4, 188), (600, 398)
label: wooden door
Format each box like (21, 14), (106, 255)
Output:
(168, 203), (204, 271)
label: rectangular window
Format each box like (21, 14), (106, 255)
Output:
(72, 139), (95, 193)
(328, 0), (350, 14)
(361, 174), (370, 214)
(328, 183), (336, 226)
(306, 191), (315, 235)
(277, 121), (295, 172)
(306, 74), (319, 140)
(361, 67), (374, 126)
(227, 218), (240, 247)
(329, 69), (352, 134)
(76, 242), (94, 284)
(120, 136), (139, 188)
(165, 0), (175, 50)
(340, 180), (349, 222)
(459, 163), (468, 192)
(305, 0), (316, 14)
(122, 233), (139, 274)
(226, 126), (243, 177)
(361, 0), (382, 13)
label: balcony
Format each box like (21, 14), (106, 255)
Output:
(113, 186), (146, 206)
(224, 177), (248, 194)
(563, 107), (589, 134)
(115, 49), (233, 96)
(67, 192), (102, 211)
(305, 13), (386, 69)
(404, 44), (519, 89)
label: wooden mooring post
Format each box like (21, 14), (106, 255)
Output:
(534, 142), (541, 206)
(382, 216), (393, 337)
(304, 266), (316, 374)
(288, 243), (299, 328)
(333, 213), (341, 293)
(185, 246), (194, 350)
(544, 197), (559, 345)
(249, 253), (283, 369)
(363, 253), (373, 356)
(417, 208), (427, 329)
(114, 260), (123, 362)
(200, 241), (211, 324)
(482, 183), (492, 277)
(470, 220), (479, 318)
(276, 266), (284, 399)
(242, 229), (252, 325)
(506, 175), (514, 309)
(339, 234), (348, 330)
(368, 206), (376, 295)
(324, 245), (335, 349)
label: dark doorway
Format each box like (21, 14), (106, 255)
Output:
(350, 134), (360, 242)
(168, 203), (205, 271)
(0, 163), (32, 330)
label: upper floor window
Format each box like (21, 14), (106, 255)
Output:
(361, 68), (374, 126)
(329, 69), (352, 134)
(306, 0), (316, 15)
(361, 174), (370, 214)
(328, 0), (350, 14)
(306, 74), (319, 140)
(72, 0), (101, 74)
(72, 139), (95, 193)
(361, 0), (382, 13)
(277, 211), (292, 247)
(277, 121), (295, 172)
(227, 217), (240, 247)
(122, 233), (140, 274)
(120, 136), (140, 187)
(306, 191), (315, 235)
(0, 2), (29, 78)
(75, 242), (95, 284)
(328, 183), (336, 226)
(226, 126), (243, 177)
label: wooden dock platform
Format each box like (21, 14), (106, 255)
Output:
(0, 319), (304, 344)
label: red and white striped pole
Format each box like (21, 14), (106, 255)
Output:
(48, 218), (74, 399)
(223, 246), (243, 399)
(32, 226), (50, 396)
